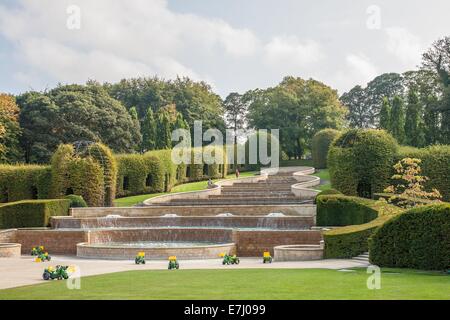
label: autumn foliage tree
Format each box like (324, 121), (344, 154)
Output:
(0, 93), (22, 163)
(384, 157), (442, 208)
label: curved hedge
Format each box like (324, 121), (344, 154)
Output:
(369, 204), (450, 270)
(312, 129), (340, 169)
(321, 195), (402, 258)
(328, 129), (398, 198)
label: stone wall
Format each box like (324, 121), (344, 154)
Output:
(0, 229), (16, 243)
(232, 230), (322, 256)
(15, 229), (88, 255)
(71, 204), (316, 217)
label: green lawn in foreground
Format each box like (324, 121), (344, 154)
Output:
(113, 171), (257, 207)
(1, 268), (448, 300)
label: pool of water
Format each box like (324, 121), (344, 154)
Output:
(93, 241), (221, 248)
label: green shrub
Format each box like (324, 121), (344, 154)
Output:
(321, 195), (402, 258)
(328, 129), (398, 198)
(312, 129), (340, 169)
(64, 194), (87, 208)
(369, 204), (450, 270)
(313, 188), (342, 204)
(0, 199), (70, 228)
(0, 164), (51, 202)
(316, 195), (378, 226)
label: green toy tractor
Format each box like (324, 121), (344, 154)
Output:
(42, 265), (69, 281)
(31, 246), (45, 256)
(263, 251), (273, 263)
(221, 253), (240, 265)
(168, 256), (179, 270)
(135, 252), (146, 264)
(35, 252), (51, 262)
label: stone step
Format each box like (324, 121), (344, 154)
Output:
(221, 191), (293, 196)
(162, 199), (310, 206)
(352, 252), (370, 262)
(209, 194), (297, 199)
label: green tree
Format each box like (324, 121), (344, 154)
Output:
(223, 92), (248, 144)
(141, 107), (157, 151)
(246, 77), (347, 159)
(390, 96), (406, 144)
(155, 111), (171, 149)
(0, 93), (22, 163)
(404, 90), (425, 147)
(379, 97), (391, 131)
(18, 84), (142, 163)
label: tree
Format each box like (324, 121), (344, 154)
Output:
(246, 77), (347, 159)
(379, 97), (391, 131)
(341, 73), (404, 128)
(223, 92), (248, 144)
(390, 96), (405, 144)
(141, 107), (157, 152)
(0, 94), (22, 163)
(404, 90), (425, 147)
(422, 36), (450, 144)
(384, 158), (442, 208)
(155, 111), (171, 149)
(18, 84), (142, 163)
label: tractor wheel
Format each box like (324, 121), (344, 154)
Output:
(142, 260), (145, 264)
(47, 257), (51, 261)
(235, 259), (240, 265)
(43, 272), (50, 281)
(63, 274), (69, 280)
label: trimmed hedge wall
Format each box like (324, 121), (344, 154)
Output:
(321, 195), (402, 258)
(312, 129), (340, 169)
(317, 195), (378, 226)
(0, 164), (51, 202)
(369, 204), (450, 270)
(328, 129), (398, 198)
(0, 199), (70, 228)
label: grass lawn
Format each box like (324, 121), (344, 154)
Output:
(1, 268), (448, 300)
(113, 171), (257, 207)
(312, 169), (332, 191)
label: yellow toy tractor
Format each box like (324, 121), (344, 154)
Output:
(135, 252), (146, 264)
(263, 251), (273, 263)
(31, 246), (45, 256)
(168, 256), (179, 270)
(35, 252), (51, 262)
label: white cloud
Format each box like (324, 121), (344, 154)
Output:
(264, 35), (323, 69)
(385, 27), (423, 67)
(0, 0), (259, 88)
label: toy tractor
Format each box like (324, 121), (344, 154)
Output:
(31, 246), (45, 256)
(42, 265), (69, 281)
(221, 253), (240, 265)
(263, 251), (273, 263)
(135, 252), (146, 264)
(35, 252), (51, 262)
(168, 256), (179, 270)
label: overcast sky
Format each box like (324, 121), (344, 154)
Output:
(0, 0), (449, 97)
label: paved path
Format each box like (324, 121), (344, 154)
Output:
(0, 255), (369, 290)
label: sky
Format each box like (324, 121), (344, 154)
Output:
(0, 0), (449, 98)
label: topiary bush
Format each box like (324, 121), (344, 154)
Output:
(328, 129), (398, 198)
(369, 203), (450, 270)
(64, 194), (87, 208)
(312, 129), (340, 169)
(321, 195), (402, 258)
(313, 188), (342, 204)
(0, 199), (70, 228)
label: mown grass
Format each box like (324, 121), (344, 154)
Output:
(1, 268), (448, 300)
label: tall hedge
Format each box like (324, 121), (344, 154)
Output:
(0, 164), (51, 202)
(369, 204), (450, 270)
(0, 199), (70, 228)
(312, 129), (340, 169)
(328, 129), (398, 198)
(321, 195), (402, 258)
